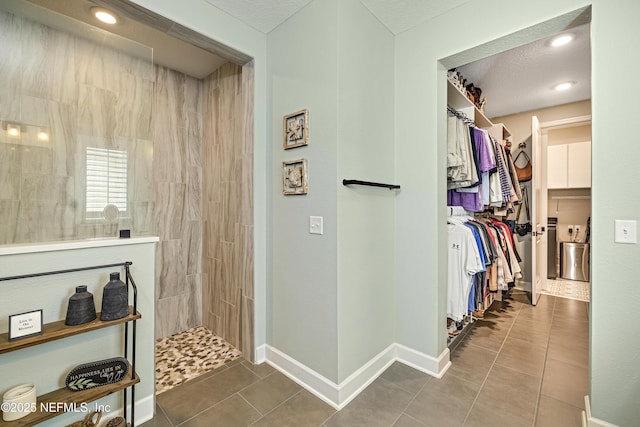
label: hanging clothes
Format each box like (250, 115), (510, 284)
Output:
(446, 108), (519, 214)
(447, 210), (522, 321)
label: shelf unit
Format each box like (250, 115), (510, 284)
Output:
(0, 371), (139, 427)
(0, 308), (140, 355)
(0, 262), (140, 426)
(447, 80), (512, 138)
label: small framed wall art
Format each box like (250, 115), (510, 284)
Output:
(283, 109), (309, 149)
(282, 159), (308, 195)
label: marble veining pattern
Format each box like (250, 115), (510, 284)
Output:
(202, 62), (254, 360)
(0, 10), (154, 244)
(1, 8), (254, 361)
(153, 65), (204, 338)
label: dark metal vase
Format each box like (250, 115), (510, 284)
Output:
(100, 272), (129, 321)
(65, 285), (97, 326)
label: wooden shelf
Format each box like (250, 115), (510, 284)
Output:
(0, 307), (141, 355)
(447, 80), (492, 128)
(0, 370), (139, 426)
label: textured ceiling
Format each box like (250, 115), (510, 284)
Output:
(456, 23), (591, 119)
(204, 0), (470, 34)
(7, 0), (591, 118)
(204, 0), (313, 33)
(360, 0), (472, 34)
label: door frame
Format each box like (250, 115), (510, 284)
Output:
(538, 114), (592, 301)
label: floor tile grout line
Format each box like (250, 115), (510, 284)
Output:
(387, 373), (433, 427)
(237, 392), (267, 418)
(531, 295), (557, 427)
(155, 401), (174, 427)
(461, 299), (523, 426)
(165, 363), (263, 426)
(246, 389), (305, 426)
(173, 391), (244, 427)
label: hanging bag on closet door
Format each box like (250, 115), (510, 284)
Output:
(515, 187), (532, 236)
(514, 149), (533, 182)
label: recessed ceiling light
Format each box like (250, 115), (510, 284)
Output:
(553, 82), (575, 91)
(550, 33), (574, 47)
(91, 7), (118, 25)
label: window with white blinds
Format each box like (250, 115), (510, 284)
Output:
(86, 147), (128, 216)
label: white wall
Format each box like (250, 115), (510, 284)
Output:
(336, 0), (395, 383)
(0, 239), (156, 426)
(130, 0), (269, 360)
(396, 1), (640, 425)
(267, 0), (340, 381)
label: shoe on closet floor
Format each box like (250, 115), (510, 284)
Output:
(447, 323), (459, 338)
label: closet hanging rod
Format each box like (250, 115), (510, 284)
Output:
(342, 179), (400, 190)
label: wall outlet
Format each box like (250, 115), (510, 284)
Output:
(568, 224), (574, 234)
(575, 225), (581, 233)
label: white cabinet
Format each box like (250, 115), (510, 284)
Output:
(567, 141), (591, 188)
(548, 144), (568, 188)
(547, 141), (591, 189)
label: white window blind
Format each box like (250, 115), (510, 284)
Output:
(86, 147), (128, 215)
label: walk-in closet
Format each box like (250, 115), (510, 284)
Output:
(444, 19), (592, 423)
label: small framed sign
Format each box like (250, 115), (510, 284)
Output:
(8, 309), (43, 341)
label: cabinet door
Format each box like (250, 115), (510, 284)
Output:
(547, 144), (568, 188)
(567, 141), (591, 188)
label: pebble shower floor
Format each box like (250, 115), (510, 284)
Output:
(155, 326), (242, 394)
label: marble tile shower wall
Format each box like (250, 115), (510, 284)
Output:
(202, 63), (254, 360)
(0, 11), (154, 244)
(153, 65), (204, 338)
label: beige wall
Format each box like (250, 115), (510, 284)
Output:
(492, 100), (591, 149)
(493, 101), (592, 284)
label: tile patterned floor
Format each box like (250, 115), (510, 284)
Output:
(155, 326), (242, 394)
(541, 278), (590, 302)
(143, 293), (588, 426)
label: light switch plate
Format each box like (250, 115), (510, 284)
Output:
(615, 220), (637, 244)
(310, 216), (323, 235)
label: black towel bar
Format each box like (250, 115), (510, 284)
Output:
(342, 179), (400, 190)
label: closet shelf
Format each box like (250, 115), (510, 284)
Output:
(447, 81), (512, 139)
(0, 307), (141, 355)
(447, 81), (492, 128)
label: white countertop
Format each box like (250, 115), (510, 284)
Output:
(0, 236), (160, 256)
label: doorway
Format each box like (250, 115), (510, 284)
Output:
(450, 14), (592, 309)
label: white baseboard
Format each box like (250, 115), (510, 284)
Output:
(336, 344), (396, 409)
(395, 343), (451, 378)
(583, 395), (618, 427)
(266, 346), (341, 409)
(255, 344), (267, 364)
(265, 343), (450, 409)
